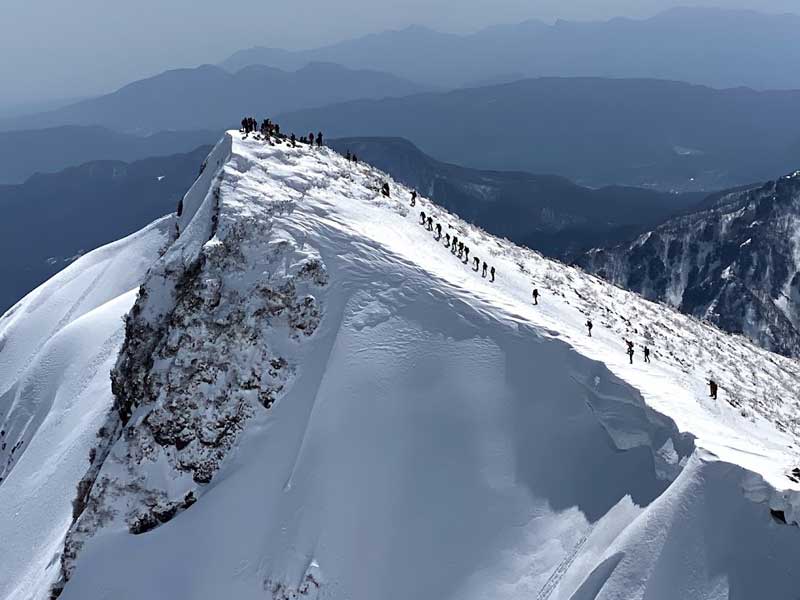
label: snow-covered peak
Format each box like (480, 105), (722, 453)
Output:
(3, 131), (800, 600)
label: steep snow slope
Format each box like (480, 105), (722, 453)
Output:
(579, 175), (800, 358)
(4, 132), (800, 600)
(0, 216), (172, 600)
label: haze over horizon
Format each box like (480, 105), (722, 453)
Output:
(1, 0), (798, 112)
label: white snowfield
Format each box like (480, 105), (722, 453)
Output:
(0, 217), (172, 600)
(3, 131), (800, 600)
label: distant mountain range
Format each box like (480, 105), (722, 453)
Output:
(280, 77), (800, 191)
(329, 137), (703, 256)
(578, 172), (800, 358)
(0, 146), (210, 313)
(0, 63), (428, 134)
(0, 126), (218, 184)
(222, 8), (800, 90)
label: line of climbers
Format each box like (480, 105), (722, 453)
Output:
(349, 144), (725, 405)
(240, 116), (324, 149)
(237, 131), (723, 405)
(416, 202), (496, 282)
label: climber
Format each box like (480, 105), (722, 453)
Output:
(473, 256), (480, 271)
(411, 190), (417, 207)
(626, 340), (634, 364)
(317, 132), (323, 147)
(490, 266), (495, 282)
(353, 154), (358, 164)
(445, 233), (451, 247)
(709, 379), (718, 400)
(644, 346), (651, 363)
(382, 182), (391, 197)
(586, 319), (593, 337)
(464, 246), (470, 263)
(532, 288), (539, 305)
(420, 211), (426, 225)
(290, 133), (297, 147)
(435, 223), (442, 239)
(458, 241), (464, 258)
(427, 216), (433, 231)
(482, 261), (488, 277)
(346, 150), (352, 161)
(309, 131), (315, 146)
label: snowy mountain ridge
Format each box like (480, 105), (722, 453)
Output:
(579, 173), (800, 358)
(2, 131), (800, 600)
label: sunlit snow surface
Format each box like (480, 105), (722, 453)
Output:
(3, 132), (800, 600)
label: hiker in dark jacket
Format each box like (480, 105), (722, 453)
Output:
(709, 379), (718, 400)
(626, 340), (634, 364)
(317, 132), (323, 147)
(427, 216), (433, 231)
(473, 256), (480, 271)
(532, 288), (539, 305)
(445, 233), (451, 247)
(482, 262), (488, 277)
(586, 320), (593, 337)
(435, 223), (442, 239)
(290, 133), (297, 147)
(643, 346), (651, 363)
(382, 182), (391, 197)
(490, 266), (495, 282)
(464, 246), (470, 263)
(420, 211), (426, 225)
(458, 241), (464, 258)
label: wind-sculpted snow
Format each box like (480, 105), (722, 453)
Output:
(0, 217), (172, 600)
(4, 132), (800, 600)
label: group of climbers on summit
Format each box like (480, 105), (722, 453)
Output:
(240, 116), (324, 149)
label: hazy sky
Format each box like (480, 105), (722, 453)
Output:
(1, 0), (796, 110)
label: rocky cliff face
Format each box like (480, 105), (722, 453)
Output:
(51, 136), (327, 595)
(579, 172), (800, 357)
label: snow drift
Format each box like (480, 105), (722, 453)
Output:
(2, 131), (799, 600)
